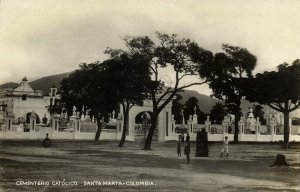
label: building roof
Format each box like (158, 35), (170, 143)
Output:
(14, 78), (35, 94)
(0, 77), (43, 97)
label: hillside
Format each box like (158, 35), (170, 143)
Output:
(0, 73), (70, 95)
(1, 72), (299, 117)
(29, 72), (70, 94)
(0, 82), (19, 89)
(177, 90), (258, 114)
(177, 90), (220, 114)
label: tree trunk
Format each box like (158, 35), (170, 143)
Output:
(233, 112), (240, 142)
(95, 118), (102, 141)
(270, 154), (290, 167)
(118, 109), (128, 147)
(283, 111), (290, 149)
(143, 114), (158, 150)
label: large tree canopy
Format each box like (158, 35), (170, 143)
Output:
(60, 54), (150, 142)
(171, 94), (184, 124)
(113, 32), (214, 149)
(210, 102), (227, 124)
(104, 52), (151, 147)
(61, 62), (120, 140)
(245, 59), (300, 148)
(183, 97), (206, 124)
(200, 44), (257, 142)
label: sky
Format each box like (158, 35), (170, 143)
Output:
(0, 0), (300, 96)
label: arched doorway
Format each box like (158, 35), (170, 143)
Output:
(26, 112), (40, 124)
(135, 111), (153, 125)
(134, 111), (157, 141)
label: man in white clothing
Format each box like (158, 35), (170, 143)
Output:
(221, 136), (229, 158)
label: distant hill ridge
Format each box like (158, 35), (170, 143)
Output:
(0, 72), (70, 95)
(0, 72), (219, 113)
(1, 72), (299, 116)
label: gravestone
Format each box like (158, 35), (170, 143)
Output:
(196, 128), (208, 157)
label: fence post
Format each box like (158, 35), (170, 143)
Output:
(29, 112), (37, 132)
(170, 114), (176, 137)
(205, 115), (211, 134)
(270, 117), (276, 141)
(116, 113), (123, 140)
(52, 115), (60, 132)
(5, 114), (14, 132)
(255, 117), (261, 141)
(187, 115), (193, 134)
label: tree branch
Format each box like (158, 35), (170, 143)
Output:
(288, 101), (300, 112)
(177, 81), (207, 91)
(178, 73), (197, 81)
(156, 87), (173, 106)
(273, 102), (284, 111)
(268, 103), (283, 112)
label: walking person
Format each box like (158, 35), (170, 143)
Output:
(42, 133), (51, 147)
(184, 141), (191, 164)
(177, 139), (181, 157)
(221, 136), (229, 158)
(181, 132), (185, 143)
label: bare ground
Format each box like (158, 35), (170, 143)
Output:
(0, 140), (299, 192)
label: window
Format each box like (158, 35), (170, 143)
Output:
(22, 94), (27, 100)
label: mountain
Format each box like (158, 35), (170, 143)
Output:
(0, 82), (19, 89)
(0, 73), (70, 95)
(1, 72), (299, 117)
(29, 72), (70, 94)
(0, 73), (259, 114)
(176, 90), (220, 114)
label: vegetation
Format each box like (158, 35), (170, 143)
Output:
(245, 59), (300, 148)
(199, 44), (257, 142)
(115, 32), (213, 150)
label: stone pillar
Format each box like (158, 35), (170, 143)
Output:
(29, 112), (37, 131)
(270, 117), (276, 141)
(255, 117), (261, 135)
(239, 119), (245, 135)
(0, 110), (4, 121)
(187, 115), (193, 134)
(205, 115), (211, 133)
(5, 114), (14, 132)
(70, 115), (80, 132)
(171, 114), (176, 136)
(193, 114), (198, 124)
(116, 113), (123, 140)
(222, 121), (228, 134)
(52, 116), (60, 132)
(81, 106), (85, 121)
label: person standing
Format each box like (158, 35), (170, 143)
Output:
(186, 133), (190, 143)
(181, 132), (185, 143)
(221, 136), (229, 158)
(177, 139), (181, 157)
(184, 141), (191, 164)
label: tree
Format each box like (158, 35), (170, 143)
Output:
(116, 32), (213, 149)
(200, 44), (257, 142)
(171, 94), (184, 124)
(104, 52), (151, 147)
(61, 62), (120, 141)
(210, 102), (227, 124)
(252, 104), (266, 125)
(183, 97), (206, 124)
(245, 59), (300, 148)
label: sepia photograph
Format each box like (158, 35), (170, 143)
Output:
(0, 0), (300, 191)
